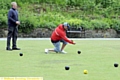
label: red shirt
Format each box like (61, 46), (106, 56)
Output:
(51, 24), (74, 44)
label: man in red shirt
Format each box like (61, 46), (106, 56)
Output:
(45, 22), (76, 54)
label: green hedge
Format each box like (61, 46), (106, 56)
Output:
(1, 11), (120, 33)
(0, 14), (7, 28)
(0, 0), (120, 33)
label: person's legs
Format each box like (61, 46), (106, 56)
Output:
(60, 40), (67, 53)
(6, 27), (13, 50)
(45, 40), (67, 54)
(61, 44), (66, 51)
(12, 27), (20, 50)
(12, 27), (17, 48)
(52, 42), (61, 53)
(45, 41), (61, 53)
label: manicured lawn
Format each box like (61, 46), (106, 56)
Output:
(0, 39), (120, 80)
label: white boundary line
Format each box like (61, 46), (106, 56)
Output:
(0, 38), (120, 41)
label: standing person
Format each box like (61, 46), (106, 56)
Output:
(6, 2), (20, 51)
(45, 22), (76, 54)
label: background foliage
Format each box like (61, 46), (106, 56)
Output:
(0, 0), (120, 33)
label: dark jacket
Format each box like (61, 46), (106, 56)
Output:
(8, 8), (19, 27)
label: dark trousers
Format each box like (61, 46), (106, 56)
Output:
(7, 26), (18, 48)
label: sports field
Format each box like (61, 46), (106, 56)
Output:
(0, 38), (120, 80)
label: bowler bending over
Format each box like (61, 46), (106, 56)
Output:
(45, 22), (75, 54)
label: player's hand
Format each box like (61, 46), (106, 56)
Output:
(71, 40), (76, 45)
(71, 40), (73, 42)
(73, 42), (76, 45)
(16, 21), (20, 25)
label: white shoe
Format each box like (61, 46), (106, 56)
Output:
(45, 49), (48, 54)
(61, 50), (67, 54)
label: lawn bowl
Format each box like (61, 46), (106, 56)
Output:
(19, 53), (23, 56)
(78, 51), (81, 54)
(114, 63), (118, 67)
(65, 66), (70, 70)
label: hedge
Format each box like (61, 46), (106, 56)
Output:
(0, 0), (120, 33)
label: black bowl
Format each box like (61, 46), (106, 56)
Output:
(65, 66), (70, 70)
(19, 53), (23, 56)
(114, 63), (118, 67)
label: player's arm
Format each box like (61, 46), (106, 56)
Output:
(59, 32), (75, 44)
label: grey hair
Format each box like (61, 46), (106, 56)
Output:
(11, 2), (17, 6)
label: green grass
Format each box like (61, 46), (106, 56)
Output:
(0, 40), (120, 80)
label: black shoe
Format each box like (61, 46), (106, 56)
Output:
(6, 47), (12, 51)
(12, 48), (21, 50)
